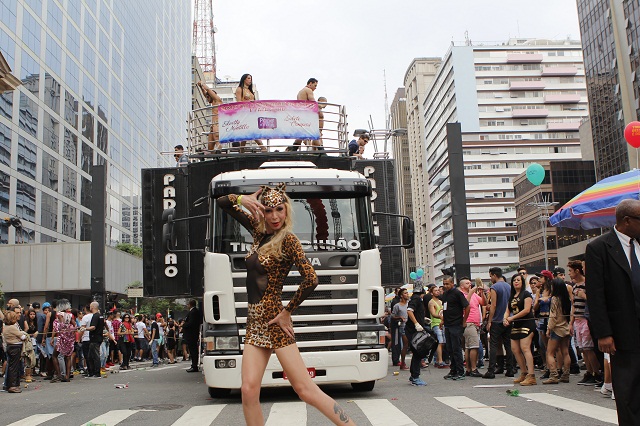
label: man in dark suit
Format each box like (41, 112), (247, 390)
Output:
(586, 199), (640, 425)
(182, 299), (202, 373)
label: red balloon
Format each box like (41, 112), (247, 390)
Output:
(625, 121), (640, 148)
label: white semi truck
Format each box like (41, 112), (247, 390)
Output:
(165, 159), (413, 398)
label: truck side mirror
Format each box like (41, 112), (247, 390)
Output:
(162, 208), (177, 252)
(402, 217), (415, 249)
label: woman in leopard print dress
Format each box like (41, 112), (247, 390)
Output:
(218, 184), (356, 426)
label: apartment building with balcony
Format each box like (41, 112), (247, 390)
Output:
(423, 38), (589, 281)
(403, 58), (441, 282)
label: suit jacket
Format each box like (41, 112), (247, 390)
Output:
(585, 230), (640, 351)
(182, 307), (201, 339)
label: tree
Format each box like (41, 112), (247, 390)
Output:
(115, 243), (143, 258)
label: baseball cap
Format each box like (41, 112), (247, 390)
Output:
(156, 313), (162, 318)
(553, 267), (565, 275)
(535, 270), (554, 280)
(413, 283), (426, 294)
(42, 302), (51, 309)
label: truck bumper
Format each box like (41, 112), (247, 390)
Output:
(203, 348), (387, 389)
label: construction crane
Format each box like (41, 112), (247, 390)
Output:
(192, 0), (217, 82)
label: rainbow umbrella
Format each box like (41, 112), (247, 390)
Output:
(549, 169), (640, 229)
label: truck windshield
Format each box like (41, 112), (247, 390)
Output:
(213, 196), (373, 254)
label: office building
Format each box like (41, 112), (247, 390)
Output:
(423, 38), (589, 280)
(0, 0), (190, 301)
(403, 58), (441, 282)
(389, 88), (414, 279)
(514, 160), (600, 272)
(577, 0), (640, 179)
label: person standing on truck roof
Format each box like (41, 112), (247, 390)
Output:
(234, 74), (267, 153)
(287, 78), (319, 152)
(217, 184), (356, 426)
(197, 80), (223, 152)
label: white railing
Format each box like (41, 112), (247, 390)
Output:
(186, 102), (350, 157)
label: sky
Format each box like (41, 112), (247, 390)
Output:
(207, 0), (581, 151)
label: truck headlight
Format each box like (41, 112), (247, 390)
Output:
(357, 331), (378, 345)
(215, 336), (239, 350)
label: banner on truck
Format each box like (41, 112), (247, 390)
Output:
(218, 100), (320, 143)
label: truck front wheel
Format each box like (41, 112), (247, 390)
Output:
(208, 387), (231, 398)
(350, 381), (375, 392)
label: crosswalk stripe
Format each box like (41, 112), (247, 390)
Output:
(7, 414), (64, 426)
(520, 392), (618, 424)
(435, 396), (535, 426)
(264, 402), (307, 426)
(354, 399), (417, 426)
(172, 405), (226, 426)
(82, 409), (141, 426)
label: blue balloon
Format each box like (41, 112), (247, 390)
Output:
(526, 163), (546, 186)
(416, 268), (424, 278)
(409, 272), (417, 280)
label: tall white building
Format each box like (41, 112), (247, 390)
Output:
(389, 88), (415, 279)
(403, 58), (441, 282)
(423, 39), (589, 281)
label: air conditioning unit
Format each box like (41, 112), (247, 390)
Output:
(495, 107), (504, 112)
(521, 121), (529, 125)
(494, 93), (503, 98)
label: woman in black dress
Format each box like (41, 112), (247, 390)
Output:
(504, 273), (537, 386)
(165, 320), (177, 364)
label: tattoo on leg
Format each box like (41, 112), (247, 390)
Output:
(333, 403), (350, 423)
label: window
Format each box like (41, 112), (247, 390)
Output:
(502, 177), (510, 183)
(487, 221), (496, 227)
(507, 235), (518, 241)
(488, 236), (497, 242)
(470, 252), (479, 258)
(18, 136), (37, 179)
(489, 253), (498, 258)
(0, 122), (11, 166)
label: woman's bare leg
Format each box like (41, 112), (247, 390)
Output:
(519, 334), (535, 374)
(241, 345), (272, 426)
(276, 344), (356, 425)
(511, 340), (526, 373)
(546, 338), (559, 371)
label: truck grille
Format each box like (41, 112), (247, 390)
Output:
(232, 273), (359, 349)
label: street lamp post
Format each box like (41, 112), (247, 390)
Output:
(527, 194), (558, 271)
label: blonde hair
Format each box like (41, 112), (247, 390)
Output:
(475, 277), (484, 287)
(3, 310), (17, 325)
(256, 192), (294, 259)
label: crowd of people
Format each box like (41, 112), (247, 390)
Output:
(0, 298), (202, 393)
(383, 263), (610, 395)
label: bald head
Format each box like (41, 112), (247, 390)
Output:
(90, 301), (100, 312)
(616, 199), (640, 238)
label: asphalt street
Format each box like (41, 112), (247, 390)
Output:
(0, 355), (619, 426)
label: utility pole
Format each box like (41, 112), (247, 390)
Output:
(527, 192), (558, 271)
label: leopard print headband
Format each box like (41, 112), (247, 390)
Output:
(260, 183), (287, 207)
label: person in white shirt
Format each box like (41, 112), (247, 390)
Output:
(135, 316), (149, 361)
(79, 305), (93, 375)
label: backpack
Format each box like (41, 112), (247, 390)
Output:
(410, 330), (437, 356)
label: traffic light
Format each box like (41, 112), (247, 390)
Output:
(441, 266), (455, 277)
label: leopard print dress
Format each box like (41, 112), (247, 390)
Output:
(218, 194), (317, 349)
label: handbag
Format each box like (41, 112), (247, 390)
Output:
(22, 337), (37, 368)
(410, 330), (437, 356)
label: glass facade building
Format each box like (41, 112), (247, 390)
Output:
(0, 0), (191, 245)
(577, 0), (640, 179)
